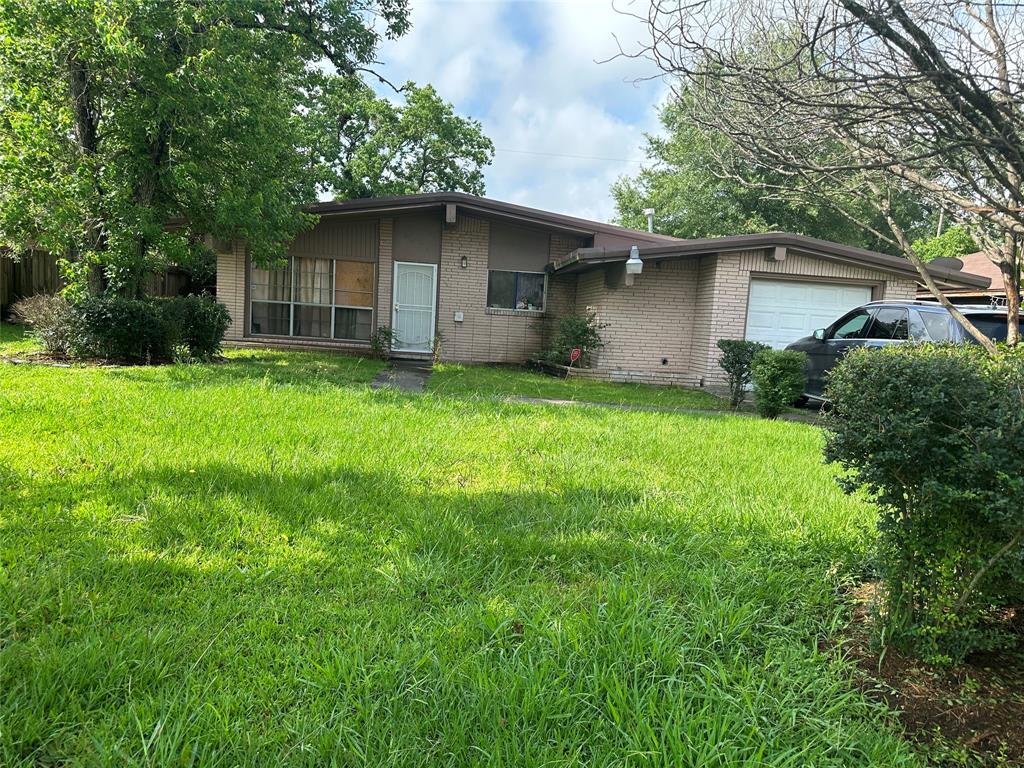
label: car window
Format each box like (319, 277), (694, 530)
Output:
(829, 308), (874, 340)
(916, 311), (952, 341)
(868, 308), (909, 340)
(961, 314), (1008, 343)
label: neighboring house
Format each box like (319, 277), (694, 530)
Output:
(915, 250), (1016, 306)
(214, 192), (989, 386)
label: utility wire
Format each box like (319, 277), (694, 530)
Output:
(494, 147), (645, 163)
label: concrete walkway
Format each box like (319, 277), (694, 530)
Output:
(370, 360), (433, 393)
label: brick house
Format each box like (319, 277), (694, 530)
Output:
(215, 192), (989, 386)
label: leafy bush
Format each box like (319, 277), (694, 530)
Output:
(9, 294), (78, 357)
(751, 349), (807, 418)
(73, 297), (175, 363)
(825, 345), (1024, 663)
(544, 312), (606, 367)
(72, 295), (229, 363)
(162, 295), (231, 360)
(717, 339), (770, 408)
(369, 326), (395, 360)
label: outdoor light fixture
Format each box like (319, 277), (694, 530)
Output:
(460, 255), (468, 269)
(625, 245), (643, 275)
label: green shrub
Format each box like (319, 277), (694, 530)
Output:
(544, 312), (606, 367)
(162, 295), (230, 360)
(751, 349), (806, 418)
(74, 296), (175, 363)
(369, 326), (395, 359)
(73, 295), (229, 363)
(9, 294), (79, 357)
(825, 345), (1024, 663)
(717, 339), (770, 408)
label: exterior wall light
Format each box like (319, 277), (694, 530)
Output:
(460, 255), (468, 269)
(625, 245), (643, 275)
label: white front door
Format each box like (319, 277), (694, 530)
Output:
(745, 278), (873, 349)
(392, 262), (437, 353)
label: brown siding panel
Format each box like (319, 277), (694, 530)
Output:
(289, 217), (378, 261)
(392, 211), (442, 264)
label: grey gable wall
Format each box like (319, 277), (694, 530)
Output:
(392, 211), (442, 264)
(488, 221), (551, 272)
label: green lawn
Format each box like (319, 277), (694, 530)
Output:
(0, 321), (40, 357)
(429, 363), (728, 410)
(0, 349), (918, 767)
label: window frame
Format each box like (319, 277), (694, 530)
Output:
(249, 256), (375, 343)
(827, 307), (876, 341)
(865, 306), (910, 341)
(486, 269), (548, 313)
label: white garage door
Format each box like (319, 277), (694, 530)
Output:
(745, 278), (873, 349)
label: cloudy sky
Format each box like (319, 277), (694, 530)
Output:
(372, 0), (668, 223)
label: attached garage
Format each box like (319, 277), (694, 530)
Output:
(744, 278), (874, 349)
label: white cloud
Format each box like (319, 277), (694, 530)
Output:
(372, 0), (668, 222)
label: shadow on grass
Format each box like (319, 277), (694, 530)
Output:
(0, 455), (875, 766)
(98, 349), (385, 391)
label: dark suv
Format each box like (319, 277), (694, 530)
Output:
(785, 301), (1009, 399)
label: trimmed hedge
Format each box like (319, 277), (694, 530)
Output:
(825, 344), (1024, 663)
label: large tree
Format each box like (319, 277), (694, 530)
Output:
(0, 0), (492, 298)
(307, 78), (493, 199)
(612, 96), (932, 252)
(630, 0), (1024, 348)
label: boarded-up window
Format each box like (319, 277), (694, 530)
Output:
(335, 261), (375, 307)
(250, 257), (375, 341)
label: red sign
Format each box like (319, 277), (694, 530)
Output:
(569, 348), (582, 363)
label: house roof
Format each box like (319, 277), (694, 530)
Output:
(550, 231), (992, 290)
(309, 193), (989, 289)
(308, 192), (682, 246)
(942, 251), (1004, 292)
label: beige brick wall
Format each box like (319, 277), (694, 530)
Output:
(216, 241), (246, 341)
(574, 260), (702, 385)
(883, 279), (917, 300)
(435, 213), (586, 363)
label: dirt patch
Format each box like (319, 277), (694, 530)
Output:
(843, 583), (1024, 765)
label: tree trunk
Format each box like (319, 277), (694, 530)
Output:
(1001, 235), (1021, 346)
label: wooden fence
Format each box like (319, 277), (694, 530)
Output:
(0, 252), (60, 313)
(2, 253), (202, 315)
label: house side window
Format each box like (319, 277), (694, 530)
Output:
(250, 258), (374, 341)
(487, 270), (546, 311)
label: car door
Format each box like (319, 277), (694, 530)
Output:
(861, 307), (910, 349)
(806, 307), (876, 396)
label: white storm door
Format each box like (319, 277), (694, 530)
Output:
(391, 262), (437, 353)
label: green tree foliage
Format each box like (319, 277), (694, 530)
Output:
(910, 225), (978, 263)
(612, 99), (931, 254)
(0, 0), (491, 298)
(307, 78), (493, 199)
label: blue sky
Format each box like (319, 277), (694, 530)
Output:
(372, 0), (669, 222)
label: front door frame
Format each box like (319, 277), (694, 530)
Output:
(391, 261), (438, 354)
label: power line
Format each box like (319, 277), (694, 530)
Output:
(494, 147), (645, 164)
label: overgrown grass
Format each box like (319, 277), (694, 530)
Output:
(429, 363), (728, 410)
(0, 351), (918, 766)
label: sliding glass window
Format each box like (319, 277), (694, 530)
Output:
(250, 258), (375, 341)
